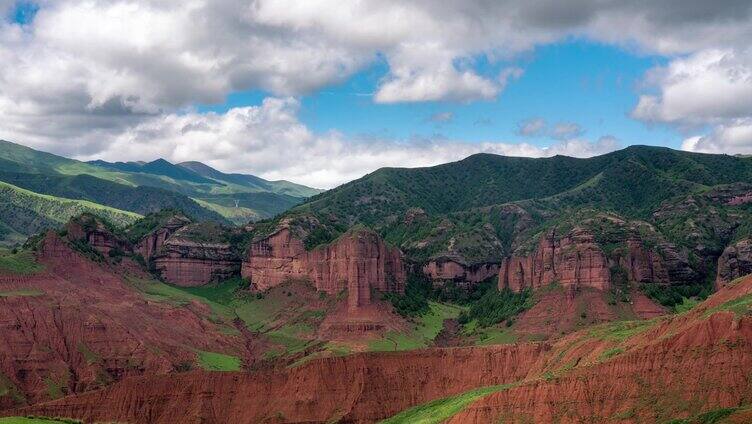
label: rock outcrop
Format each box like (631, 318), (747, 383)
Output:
(12, 276), (752, 424)
(135, 215), (190, 260)
(716, 238), (752, 287)
(135, 218), (241, 287)
(65, 215), (130, 256)
(152, 238), (240, 287)
(0, 232), (247, 408)
(422, 259), (499, 286)
(242, 228), (405, 309)
(499, 228), (611, 292)
(499, 227), (700, 293)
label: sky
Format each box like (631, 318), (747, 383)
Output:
(1, 1), (752, 188)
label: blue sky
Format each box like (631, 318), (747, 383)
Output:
(3, 1), (750, 187)
(199, 40), (678, 150)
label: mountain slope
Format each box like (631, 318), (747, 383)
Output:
(11, 274), (752, 423)
(0, 140), (321, 237)
(0, 181), (140, 246)
(178, 160), (322, 197)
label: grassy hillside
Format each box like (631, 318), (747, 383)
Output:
(260, 146), (752, 272)
(0, 180), (140, 246)
(0, 140), (321, 237)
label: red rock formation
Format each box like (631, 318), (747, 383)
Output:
(617, 236), (670, 283)
(242, 228), (405, 310)
(65, 216), (130, 256)
(11, 343), (546, 423)
(135, 215), (190, 260)
(152, 239), (240, 287)
(12, 276), (752, 424)
(0, 232), (247, 408)
(716, 238), (752, 288)
(499, 228), (611, 292)
(423, 259), (499, 285)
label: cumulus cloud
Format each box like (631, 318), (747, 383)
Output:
(633, 49), (752, 125)
(2, 0), (752, 176)
(516, 118), (584, 140)
(76, 98), (620, 188)
(517, 118), (547, 136)
(551, 122), (584, 140)
(681, 120), (752, 155)
(632, 48), (752, 154)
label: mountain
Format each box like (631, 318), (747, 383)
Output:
(0, 140), (322, 244)
(178, 161), (321, 198)
(0, 145), (751, 423)
(89, 158), (216, 184)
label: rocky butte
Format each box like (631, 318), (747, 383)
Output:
(242, 227), (405, 310)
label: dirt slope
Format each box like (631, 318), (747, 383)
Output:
(8, 274), (752, 423)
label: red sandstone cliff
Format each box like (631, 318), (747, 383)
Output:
(135, 218), (241, 287)
(13, 275), (752, 423)
(716, 238), (752, 288)
(498, 227), (697, 293)
(135, 215), (190, 259)
(499, 228), (611, 292)
(0, 232), (247, 408)
(423, 259), (499, 285)
(65, 214), (130, 256)
(242, 228), (405, 310)
(152, 237), (240, 287)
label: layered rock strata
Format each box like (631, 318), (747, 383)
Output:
(499, 228), (611, 292)
(716, 238), (752, 287)
(422, 259), (499, 285)
(242, 228), (405, 309)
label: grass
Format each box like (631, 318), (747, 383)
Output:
(0, 180), (140, 227)
(588, 319), (659, 342)
(368, 302), (463, 352)
(195, 350), (241, 371)
(379, 382), (519, 424)
(0, 289), (44, 298)
(0, 250), (44, 275)
(474, 327), (518, 345)
(599, 347), (624, 361)
(704, 292), (752, 318)
(674, 297), (701, 314)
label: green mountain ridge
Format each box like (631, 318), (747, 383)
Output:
(0, 140), (321, 243)
(256, 146), (752, 276)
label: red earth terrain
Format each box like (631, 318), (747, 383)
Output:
(7, 274), (751, 423)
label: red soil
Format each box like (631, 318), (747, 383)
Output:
(10, 275), (752, 423)
(0, 232), (247, 408)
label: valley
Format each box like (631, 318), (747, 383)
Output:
(0, 145), (751, 422)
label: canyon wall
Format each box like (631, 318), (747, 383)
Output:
(716, 238), (752, 288)
(499, 228), (611, 292)
(242, 228), (405, 309)
(12, 276), (752, 424)
(422, 260), (499, 286)
(499, 228), (700, 293)
(152, 239), (240, 287)
(134, 217), (241, 287)
(65, 217), (130, 256)
(135, 215), (190, 260)
(0, 232), (246, 408)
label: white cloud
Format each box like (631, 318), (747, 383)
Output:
(2, 0), (752, 174)
(681, 120), (752, 155)
(633, 49), (752, 125)
(516, 118), (584, 140)
(428, 111), (454, 123)
(551, 122), (584, 140)
(77, 97), (621, 189)
(517, 118), (547, 136)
